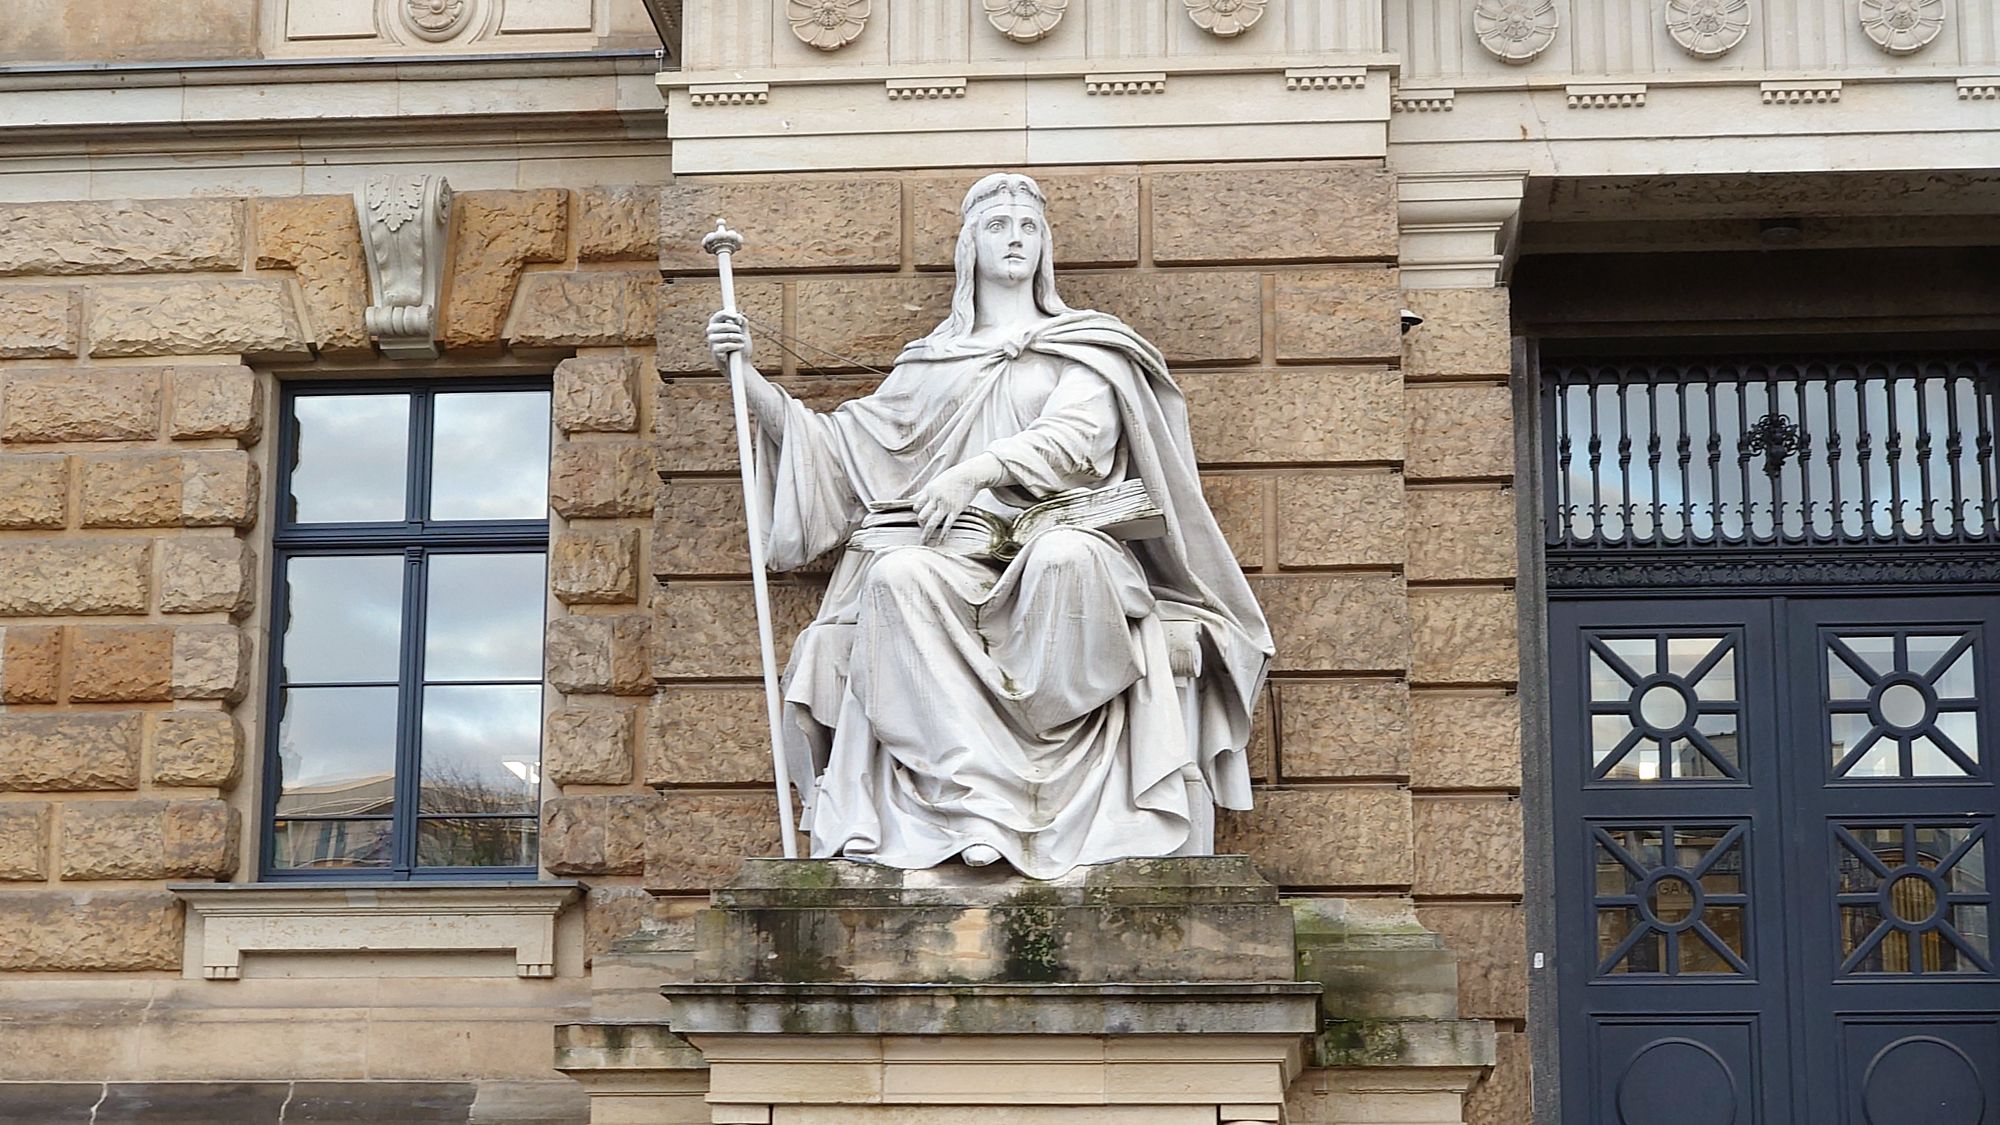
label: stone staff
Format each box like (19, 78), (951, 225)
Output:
(700, 219), (799, 859)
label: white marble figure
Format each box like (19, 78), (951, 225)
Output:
(705, 172), (1272, 879)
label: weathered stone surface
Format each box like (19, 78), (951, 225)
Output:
(0, 456), (68, 528)
(442, 189), (569, 351)
(542, 795), (651, 875)
(253, 195), (368, 352)
(1215, 785), (1413, 888)
(912, 173), (1139, 268)
(68, 625), (173, 702)
(171, 624), (247, 702)
(167, 364), (262, 441)
(149, 710), (242, 788)
(1252, 574), (1409, 673)
(1416, 903), (1528, 1021)
(1201, 473), (1265, 569)
(3, 368), (159, 442)
(576, 185), (660, 262)
(0, 540), (150, 615)
(2, 626), (60, 704)
(653, 581), (822, 679)
(1275, 471), (1405, 568)
(1151, 166), (1398, 264)
(0, 714), (142, 791)
(1406, 383), (1514, 481)
(59, 799), (237, 879)
(645, 790), (789, 892)
(0, 803), (48, 880)
(0, 891), (182, 970)
(1245, 684), (1275, 784)
(656, 375), (877, 474)
(1181, 370), (1403, 466)
(584, 884), (698, 963)
(544, 706), (636, 786)
(78, 452), (179, 528)
(89, 280), (311, 358)
(1406, 487), (1517, 583)
(661, 177), (901, 275)
(792, 276), (953, 373)
(646, 686), (774, 787)
(158, 537), (252, 616)
(1277, 679), (1411, 780)
(655, 278), (783, 376)
(546, 613), (652, 696)
(551, 524), (640, 605)
(653, 477), (752, 576)
(1411, 588), (1519, 685)
(0, 287), (79, 358)
(508, 270), (658, 348)
(554, 354), (640, 434)
(182, 451), (258, 527)
(1403, 288), (1513, 380)
(0, 199), (242, 276)
(1274, 267), (1402, 364)
(1061, 271), (1263, 366)
(1413, 796), (1524, 897)
(549, 441), (653, 519)
(1465, 1030), (1531, 1125)
(1411, 690), (1521, 790)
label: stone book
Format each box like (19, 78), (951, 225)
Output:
(849, 478), (1166, 561)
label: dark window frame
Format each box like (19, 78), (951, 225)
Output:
(261, 377), (551, 881)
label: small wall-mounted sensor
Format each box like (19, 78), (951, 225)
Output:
(1399, 309), (1425, 335)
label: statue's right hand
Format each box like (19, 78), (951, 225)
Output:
(706, 310), (752, 371)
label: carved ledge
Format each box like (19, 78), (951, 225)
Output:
(1957, 77), (2000, 100)
(1286, 66), (1366, 91)
(1392, 87), (1456, 112)
(1397, 171), (1527, 290)
(1084, 72), (1166, 96)
(689, 82), (770, 106)
(355, 173), (452, 359)
(1762, 79), (1842, 104)
(172, 881), (582, 981)
(1566, 83), (1647, 109)
(886, 77), (966, 100)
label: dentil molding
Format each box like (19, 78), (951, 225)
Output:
(355, 172), (453, 358)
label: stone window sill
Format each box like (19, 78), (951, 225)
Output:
(170, 880), (583, 981)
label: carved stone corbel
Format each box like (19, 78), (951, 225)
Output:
(1397, 171), (1527, 289)
(355, 173), (454, 358)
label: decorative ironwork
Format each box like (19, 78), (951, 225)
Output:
(1586, 632), (1742, 782)
(1744, 412), (1803, 477)
(1594, 822), (1751, 976)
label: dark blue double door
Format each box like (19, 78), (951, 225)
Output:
(1551, 594), (1999, 1124)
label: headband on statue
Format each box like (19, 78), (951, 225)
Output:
(959, 173), (1048, 221)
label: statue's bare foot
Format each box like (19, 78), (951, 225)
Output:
(961, 844), (1002, 867)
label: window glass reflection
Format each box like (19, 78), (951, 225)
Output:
(290, 394), (410, 523)
(420, 684), (542, 814)
(271, 819), (393, 870)
(281, 555), (404, 684)
(275, 686), (399, 817)
(417, 818), (538, 869)
(430, 392), (551, 521)
(424, 553), (546, 682)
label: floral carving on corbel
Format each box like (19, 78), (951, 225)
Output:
(355, 173), (453, 359)
(787, 0), (870, 50)
(1473, 0), (1559, 63)
(1859, 0), (1943, 54)
(1666, 0), (1751, 57)
(984, 0), (1068, 43)
(402, 0), (474, 42)
(1183, 0), (1267, 37)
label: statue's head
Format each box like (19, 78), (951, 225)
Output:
(924, 172), (1072, 343)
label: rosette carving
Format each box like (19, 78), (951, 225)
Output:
(1666, 0), (1751, 57)
(787, 0), (870, 51)
(984, 0), (1068, 43)
(1473, 0), (1559, 63)
(1183, 0), (1267, 37)
(402, 0), (473, 42)
(1860, 0), (1943, 54)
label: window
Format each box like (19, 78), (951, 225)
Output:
(264, 381), (552, 878)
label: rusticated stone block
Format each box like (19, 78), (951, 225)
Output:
(554, 354), (640, 434)
(254, 195), (368, 352)
(0, 714), (142, 791)
(546, 613), (652, 696)
(168, 365), (262, 441)
(1407, 383), (1514, 481)
(0, 199), (242, 277)
(912, 173), (1139, 269)
(645, 789), (789, 892)
(1151, 166), (1397, 264)
(3, 368), (159, 442)
(1275, 471), (1405, 568)
(1413, 796), (1523, 896)
(0, 540), (150, 616)
(655, 375), (877, 475)
(442, 189), (569, 351)
(2, 626), (60, 704)
(1411, 690), (1521, 790)
(584, 884), (698, 963)
(652, 581), (822, 680)
(1214, 785), (1413, 888)
(149, 710), (243, 788)
(646, 686), (775, 787)
(508, 270), (659, 349)
(1403, 288), (1513, 380)
(660, 177), (901, 275)
(89, 280), (310, 359)
(1201, 473), (1265, 569)
(552, 524), (640, 605)
(0, 803), (49, 880)
(577, 185), (660, 262)
(78, 453), (178, 527)
(1466, 1030), (1531, 1125)
(1274, 267), (1401, 364)
(1245, 683), (1275, 784)
(1061, 271), (1262, 366)
(182, 451), (257, 526)
(544, 707), (636, 786)
(0, 287), (79, 358)
(158, 537), (253, 616)
(1417, 902), (1527, 1021)
(542, 794), (651, 875)
(792, 276), (953, 373)
(0, 456), (68, 529)
(1407, 487), (1517, 583)
(68, 625), (173, 703)
(1252, 574), (1409, 674)
(655, 278), (783, 376)
(654, 477), (749, 576)
(1411, 588), (1519, 686)
(59, 799), (237, 879)
(1277, 679), (1411, 780)
(1181, 370), (1403, 466)
(171, 625), (246, 702)
(549, 441), (653, 519)
(0, 891), (182, 970)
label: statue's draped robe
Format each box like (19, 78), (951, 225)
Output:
(755, 311), (1272, 878)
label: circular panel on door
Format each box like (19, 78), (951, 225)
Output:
(1616, 1037), (1739, 1125)
(1863, 1036), (1986, 1125)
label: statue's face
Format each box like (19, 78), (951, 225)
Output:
(970, 202), (1044, 287)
